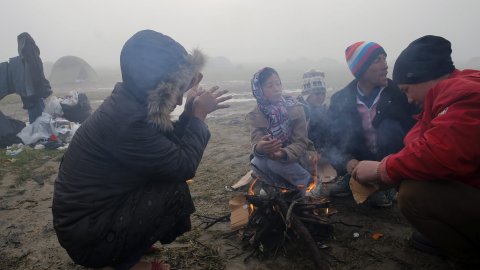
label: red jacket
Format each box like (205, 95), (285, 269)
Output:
(380, 70), (480, 189)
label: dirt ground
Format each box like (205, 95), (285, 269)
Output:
(0, 87), (456, 270)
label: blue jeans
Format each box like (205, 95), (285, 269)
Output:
(28, 98), (45, 123)
(251, 156), (312, 190)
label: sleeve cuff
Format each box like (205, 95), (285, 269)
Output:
(253, 144), (265, 157)
(379, 156), (399, 186)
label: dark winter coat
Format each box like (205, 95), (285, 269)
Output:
(328, 79), (417, 172)
(297, 96), (330, 153)
(52, 30), (207, 268)
(53, 82), (209, 251)
(0, 33), (51, 104)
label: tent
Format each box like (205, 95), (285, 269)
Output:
(49, 56), (98, 86)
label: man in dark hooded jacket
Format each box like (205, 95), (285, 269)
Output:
(9, 33), (52, 123)
(52, 30), (230, 269)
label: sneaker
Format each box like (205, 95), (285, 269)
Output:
(409, 231), (445, 257)
(367, 191), (393, 208)
(329, 175), (352, 197)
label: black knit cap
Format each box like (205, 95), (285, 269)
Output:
(393, 35), (455, 84)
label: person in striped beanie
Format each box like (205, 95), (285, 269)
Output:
(325, 41), (417, 208)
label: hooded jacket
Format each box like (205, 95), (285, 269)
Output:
(9, 33), (52, 109)
(380, 70), (480, 189)
(52, 30), (208, 248)
(0, 33), (51, 103)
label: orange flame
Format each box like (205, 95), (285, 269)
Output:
(248, 178), (258, 214)
(306, 175), (318, 192)
(248, 178), (257, 195)
(306, 153), (319, 192)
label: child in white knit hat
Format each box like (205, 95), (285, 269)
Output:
(298, 70), (329, 153)
(301, 69), (327, 108)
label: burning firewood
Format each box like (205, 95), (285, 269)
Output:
(241, 180), (333, 270)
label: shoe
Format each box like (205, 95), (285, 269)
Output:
(329, 175), (351, 197)
(367, 192), (393, 208)
(409, 231), (445, 257)
(329, 183), (351, 197)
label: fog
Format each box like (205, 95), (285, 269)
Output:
(1, 0), (479, 85)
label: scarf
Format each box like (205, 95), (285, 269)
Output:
(251, 68), (296, 144)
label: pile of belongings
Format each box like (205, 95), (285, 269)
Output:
(44, 90), (92, 123)
(2, 90), (91, 150)
(16, 112), (80, 150)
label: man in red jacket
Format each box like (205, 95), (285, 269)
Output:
(353, 35), (480, 265)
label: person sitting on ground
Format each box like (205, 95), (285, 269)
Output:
(297, 69), (330, 154)
(297, 70), (338, 185)
(327, 41), (417, 207)
(353, 35), (480, 266)
(52, 29), (231, 270)
(248, 67), (317, 195)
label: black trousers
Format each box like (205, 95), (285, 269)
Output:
(62, 181), (195, 270)
(398, 180), (480, 264)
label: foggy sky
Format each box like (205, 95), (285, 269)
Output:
(1, 0), (479, 68)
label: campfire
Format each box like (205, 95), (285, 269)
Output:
(240, 178), (334, 270)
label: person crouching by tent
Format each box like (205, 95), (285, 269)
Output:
(52, 30), (231, 270)
(248, 67), (317, 195)
(353, 35), (480, 266)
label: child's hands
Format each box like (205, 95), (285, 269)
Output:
(256, 135), (282, 155)
(269, 149), (286, 160)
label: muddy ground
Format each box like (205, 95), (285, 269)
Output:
(0, 86), (456, 270)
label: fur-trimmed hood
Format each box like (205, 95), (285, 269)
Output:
(120, 30), (206, 132)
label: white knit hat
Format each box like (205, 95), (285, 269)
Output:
(302, 69), (326, 96)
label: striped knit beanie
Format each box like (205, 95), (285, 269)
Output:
(345, 41), (386, 78)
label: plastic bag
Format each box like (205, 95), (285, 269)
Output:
(43, 95), (64, 118)
(16, 113), (55, 145)
(60, 90), (79, 106)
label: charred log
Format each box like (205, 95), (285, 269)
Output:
(243, 189), (333, 269)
